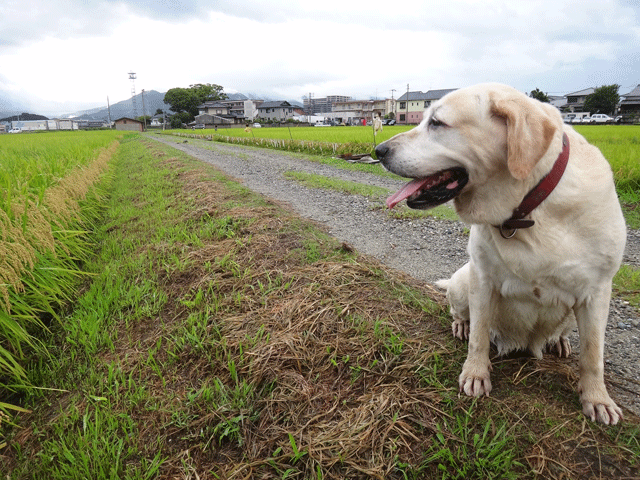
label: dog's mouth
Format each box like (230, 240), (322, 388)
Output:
(386, 167), (469, 210)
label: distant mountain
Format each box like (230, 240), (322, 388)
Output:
(1, 90), (305, 121)
(0, 113), (49, 122)
(65, 90), (172, 121)
(226, 93), (248, 101)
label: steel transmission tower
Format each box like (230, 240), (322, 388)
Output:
(128, 72), (138, 118)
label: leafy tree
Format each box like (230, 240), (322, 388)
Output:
(169, 112), (191, 129)
(163, 83), (227, 119)
(583, 85), (620, 115)
(529, 88), (549, 103)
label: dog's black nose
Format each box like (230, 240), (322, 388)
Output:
(375, 143), (389, 160)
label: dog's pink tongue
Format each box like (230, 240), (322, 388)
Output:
(386, 178), (431, 209)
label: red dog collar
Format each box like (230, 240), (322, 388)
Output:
(499, 132), (570, 239)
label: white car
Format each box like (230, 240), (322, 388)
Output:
(589, 114), (613, 123)
(8, 128), (21, 133)
(252, 123), (262, 128)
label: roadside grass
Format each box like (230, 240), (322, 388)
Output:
(283, 171), (390, 198)
(575, 125), (640, 228)
(1, 136), (638, 479)
(613, 264), (640, 308)
(283, 170), (459, 222)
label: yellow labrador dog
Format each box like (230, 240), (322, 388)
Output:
(375, 83), (626, 425)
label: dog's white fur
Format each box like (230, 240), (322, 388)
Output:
(377, 83), (626, 425)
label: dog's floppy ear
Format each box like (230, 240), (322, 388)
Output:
(491, 95), (557, 180)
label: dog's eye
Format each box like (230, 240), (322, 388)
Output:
(428, 117), (446, 129)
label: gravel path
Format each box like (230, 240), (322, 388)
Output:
(149, 133), (640, 416)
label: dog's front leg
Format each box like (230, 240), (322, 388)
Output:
(574, 284), (623, 425)
(459, 262), (494, 397)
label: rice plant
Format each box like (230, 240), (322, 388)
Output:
(0, 130), (123, 404)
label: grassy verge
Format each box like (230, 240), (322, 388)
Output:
(1, 136), (638, 479)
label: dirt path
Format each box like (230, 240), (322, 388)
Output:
(148, 133), (640, 416)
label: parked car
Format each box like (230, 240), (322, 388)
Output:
(563, 114), (575, 124)
(590, 114), (613, 123)
(8, 128), (21, 133)
(252, 123), (262, 128)
(192, 124), (205, 129)
(387, 119), (396, 126)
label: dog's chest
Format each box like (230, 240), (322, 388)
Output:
(498, 274), (576, 308)
(471, 227), (584, 308)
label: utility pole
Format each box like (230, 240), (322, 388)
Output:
(141, 89), (147, 132)
(406, 84), (410, 125)
(390, 89), (396, 119)
(107, 96), (112, 127)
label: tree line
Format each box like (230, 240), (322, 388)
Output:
(530, 85), (621, 115)
(162, 83), (227, 128)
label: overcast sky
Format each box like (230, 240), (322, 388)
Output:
(1, 0), (639, 114)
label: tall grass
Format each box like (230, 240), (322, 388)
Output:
(160, 125), (412, 156)
(575, 125), (640, 227)
(0, 131), (123, 407)
(192, 124), (411, 144)
(575, 125), (640, 192)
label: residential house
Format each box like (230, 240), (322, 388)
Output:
(257, 101), (295, 122)
(304, 95), (352, 115)
(196, 101), (243, 125)
(150, 114), (165, 127)
(548, 95), (566, 109)
(330, 98), (396, 125)
(219, 98), (264, 121)
(618, 85), (640, 115)
(563, 88), (595, 113)
(396, 89), (457, 124)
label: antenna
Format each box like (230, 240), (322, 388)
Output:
(128, 71), (138, 118)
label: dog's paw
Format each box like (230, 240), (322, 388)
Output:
(547, 337), (571, 358)
(452, 317), (470, 340)
(581, 395), (623, 425)
(459, 361), (492, 397)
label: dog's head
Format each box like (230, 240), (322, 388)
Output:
(376, 83), (564, 224)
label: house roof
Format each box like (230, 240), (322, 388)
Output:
(198, 101), (228, 108)
(621, 84), (640, 99)
(259, 101), (292, 109)
(114, 117), (142, 123)
(397, 89), (457, 102)
(565, 88), (595, 97)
